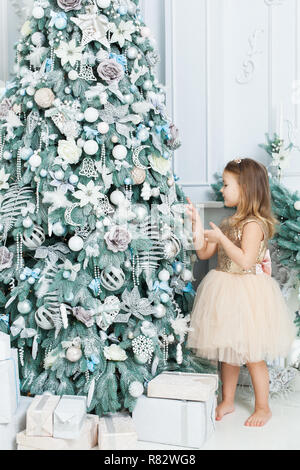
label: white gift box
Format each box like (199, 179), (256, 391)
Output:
(147, 372), (219, 402)
(26, 394), (61, 437)
(0, 348), (21, 424)
(133, 394), (217, 449)
(98, 412), (137, 450)
(0, 396), (34, 450)
(17, 414), (98, 450)
(53, 395), (86, 440)
(0, 332), (11, 361)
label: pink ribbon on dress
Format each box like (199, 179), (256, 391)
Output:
(256, 249), (272, 276)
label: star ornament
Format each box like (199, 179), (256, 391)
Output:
(71, 6), (110, 48)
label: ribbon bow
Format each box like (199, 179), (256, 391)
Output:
(89, 278), (101, 296)
(83, 126), (102, 143)
(109, 52), (127, 69)
(87, 354), (100, 372)
(0, 314), (9, 327)
(155, 124), (171, 139)
(49, 11), (67, 27)
(10, 316), (37, 338)
(152, 280), (173, 294)
(99, 330), (120, 343)
(21, 267), (41, 280)
(182, 282), (196, 295)
(256, 249), (272, 276)
(64, 260), (81, 282)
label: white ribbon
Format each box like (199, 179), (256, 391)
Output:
(64, 259), (81, 281)
(11, 316), (37, 338)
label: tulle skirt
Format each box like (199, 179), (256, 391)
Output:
(187, 269), (297, 366)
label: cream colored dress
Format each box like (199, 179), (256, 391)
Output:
(187, 216), (297, 366)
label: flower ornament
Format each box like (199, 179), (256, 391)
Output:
(104, 225), (132, 253)
(73, 180), (104, 208)
(55, 39), (84, 67)
(58, 139), (82, 166)
(97, 59), (125, 84)
(0, 247), (14, 271)
(57, 0), (82, 12)
(109, 20), (136, 48)
(72, 306), (95, 328)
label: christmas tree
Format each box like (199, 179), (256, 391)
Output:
(0, 0), (213, 416)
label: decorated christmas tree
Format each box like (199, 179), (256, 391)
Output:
(0, 0), (213, 416)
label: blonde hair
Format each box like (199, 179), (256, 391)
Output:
(224, 158), (279, 239)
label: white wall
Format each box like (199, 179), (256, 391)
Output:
(1, 0), (299, 201)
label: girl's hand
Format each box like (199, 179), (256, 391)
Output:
(204, 222), (223, 243)
(185, 197), (203, 229)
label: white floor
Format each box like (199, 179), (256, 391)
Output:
(135, 386), (300, 451)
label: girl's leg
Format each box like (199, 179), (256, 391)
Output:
(245, 361), (272, 427)
(216, 362), (240, 420)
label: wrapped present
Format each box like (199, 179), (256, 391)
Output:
(0, 348), (21, 424)
(132, 393), (217, 449)
(26, 394), (61, 437)
(0, 332), (11, 360)
(98, 412), (137, 450)
(17, 415), (98, 450)
(0, 396), (34, 450)
(53, 395), (86, 440)
(147, 372), (219, 402)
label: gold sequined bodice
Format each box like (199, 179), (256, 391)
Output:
(215, 216), (269, 275)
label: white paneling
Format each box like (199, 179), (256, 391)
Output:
(0, 0), (8, 82)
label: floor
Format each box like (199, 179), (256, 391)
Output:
(135, 386), (300, 451)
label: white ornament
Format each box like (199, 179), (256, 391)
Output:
(84, 140), (99, 156)
(132, 204), (147, 222)
(128, 381), (144, 398)
(112, 145), (127, 160)
(32, 6), (44, 19)
(68, 235), (84, 252)
(31, 32), (45, 46)
(34, 88), (55, 109)
(176, 343), (183, 365)
(17, 300), (32, 314)
(143, 80), (152, 91)
(100, 266), (125, 291)
(52, 221), (66, 236)
(140, 26), (151, 38)
(97, 0), (111, 8)
(22, 225), (45, 250)
(181, 269), (193, 282)
(23, 216), (33, 228)
(84, 107), (99, 123)
(68, 70), (79, 81)
(152, 304), (166, 319)
(110, 190), (126, 206)
(97, 122), (109, 134)
(127, 46), (138, 60)
(294, 201), (300, 211)
(158, 269), (170, 282)
(66, 346), (82, 362)
(28, 152), (42, 168)
(151, 187), (160, 198)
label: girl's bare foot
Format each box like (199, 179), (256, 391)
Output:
(244, 407), (272, 427)
(215, 401), (235, 421)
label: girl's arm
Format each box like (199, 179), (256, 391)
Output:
(218, 221), (264, 270)
(195, 239), (218, 260)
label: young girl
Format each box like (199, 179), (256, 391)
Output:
(186, 158), (297, 427)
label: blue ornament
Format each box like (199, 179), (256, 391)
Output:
(63, 270), (71, 279)
(124, 177), (132, 185)
(40, 169), (48, 177)
(160, 293), (170, 304)
(55, 17), (67, 30)
(130, 84), (138, 93)
(20, 148), (33, 161)
(118, 6), (128, 15)
(163, 151), (169, 160)
(64, 292), (74, 302)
